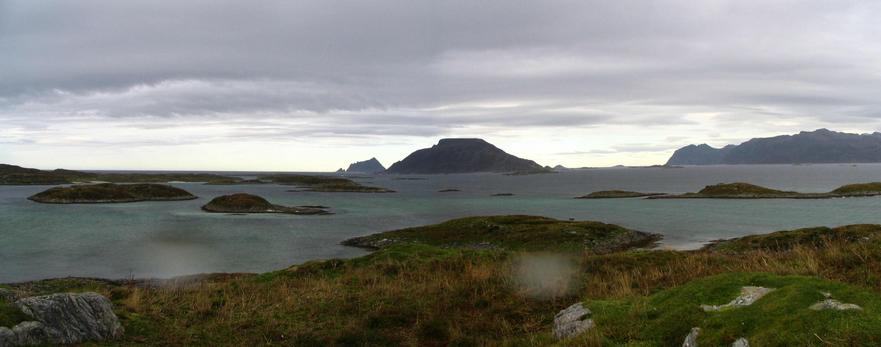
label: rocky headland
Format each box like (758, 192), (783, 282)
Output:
(1, 164), (237, 185)
(344, 158), (386, 174)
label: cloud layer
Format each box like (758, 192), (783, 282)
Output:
(2, 0), (881, 169)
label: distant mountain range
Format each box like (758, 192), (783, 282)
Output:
(386, 138), (545, 174)
(667, 129), (881, 165)
(344, 158), (386, 173)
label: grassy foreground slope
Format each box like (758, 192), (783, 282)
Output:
(588, 272), (881, 346)
(5, 221), (881, 346)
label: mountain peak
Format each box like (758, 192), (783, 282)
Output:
(386, 138), (542, 174)
(345, 158), (386, 173)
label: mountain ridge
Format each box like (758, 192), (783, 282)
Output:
(667, 129), (881, 165)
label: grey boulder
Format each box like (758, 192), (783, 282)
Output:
(0, 328), (14, 346)
(682, 327), (700, 347)
(13, 292), (123, 345)
(10, 322), (48, 346)
(553, 302), (594, 339)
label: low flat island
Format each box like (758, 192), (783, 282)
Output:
(27, 183), (197, 204)
(648, 182), (881, 199)
(576, 190), (666, 199)
(212, 174), (394, 193)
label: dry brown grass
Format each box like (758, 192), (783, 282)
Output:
(581, 239), (881, 300)
(32, 238), (881, 346)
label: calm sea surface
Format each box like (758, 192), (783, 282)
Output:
(3, 164), (881, 282)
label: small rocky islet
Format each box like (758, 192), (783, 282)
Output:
(27, 183), (197, 204)
(201, 193), (331, 215)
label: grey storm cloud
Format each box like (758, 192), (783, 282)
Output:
(2, 0), (881, 143)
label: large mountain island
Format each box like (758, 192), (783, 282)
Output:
(345, 158), (386, 173)
(386, 138), (544, 174)
(666, 129), (881, 165)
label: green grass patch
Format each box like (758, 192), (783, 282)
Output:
(588, 273), (881, 346)
(832, 182), (881, 194)
(0, 298), (29, 328)
(705, 224), (881, 252)
(342, 215), (661, 253)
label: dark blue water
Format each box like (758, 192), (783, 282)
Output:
(3, 164), (881, 282)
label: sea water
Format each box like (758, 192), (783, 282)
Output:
(3, 164), (881, 282)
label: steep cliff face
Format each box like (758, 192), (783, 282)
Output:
(666, 144), (733, 165)
(666, 129), (881, 165)
(345, 158), (386, 173)
(386, 139), (544, 174)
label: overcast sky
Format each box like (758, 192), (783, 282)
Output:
(2, 0), (881, 170)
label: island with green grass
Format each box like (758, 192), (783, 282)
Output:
(649, 182), (881, 199)
(576, 190), (666, 199)
(27, 183), (197, 204)
(4, 218), (881, 345)
(341, 215), (660, 253)
(201, 193), (330, 215)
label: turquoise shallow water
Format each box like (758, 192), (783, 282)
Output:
(3, 164), (881, 282)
